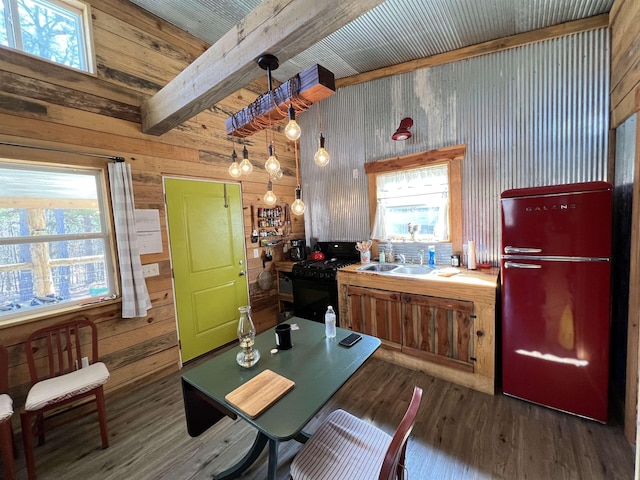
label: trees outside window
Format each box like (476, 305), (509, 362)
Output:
(0, 161), (115, 321)
(0, 0), (93, 72)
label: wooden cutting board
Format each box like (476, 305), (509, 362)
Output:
(225, 369), (295, 419)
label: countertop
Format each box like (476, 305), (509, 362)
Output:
(338, 262), (499, 288)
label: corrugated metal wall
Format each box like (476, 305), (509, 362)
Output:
(298, 28), (610, 263)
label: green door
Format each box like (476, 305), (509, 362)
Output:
(164, 178), (248, 362)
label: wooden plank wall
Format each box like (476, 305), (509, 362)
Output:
(610, 0), (640, 128)
(610, 0), (640, 445)
(0, 0), (305, 406)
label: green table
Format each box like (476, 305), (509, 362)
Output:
(181, 317), (381, 480)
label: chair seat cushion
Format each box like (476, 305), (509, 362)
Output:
(290, 409), (392, 480)
(0, 393), (13, 422)
(25, 362), (110, 411)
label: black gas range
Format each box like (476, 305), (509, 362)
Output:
(291, 241), (359, 325)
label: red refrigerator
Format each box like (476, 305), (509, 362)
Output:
(500, 181), (612, 422)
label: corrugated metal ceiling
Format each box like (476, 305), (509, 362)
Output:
(127, 0), (612, 83)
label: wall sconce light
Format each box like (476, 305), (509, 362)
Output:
(264, 180), (277, 206)
(392, 117), (413, 141)
(239, 146), (252, 175)
(228, 147), (241, 178)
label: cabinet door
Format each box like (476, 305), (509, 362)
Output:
(402, 293), (475, 372)
(347, 286), (402, 344)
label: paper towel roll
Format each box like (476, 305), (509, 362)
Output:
(468, 240), (477, 270)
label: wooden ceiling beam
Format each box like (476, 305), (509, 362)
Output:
(141, 0), (385, 136)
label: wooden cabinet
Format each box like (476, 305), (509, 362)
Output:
(401, 293), (474, 373)
(338, 264), (497, 395)
(347, 286), (402, 344)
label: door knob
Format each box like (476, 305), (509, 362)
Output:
(239, 270), (246, 276)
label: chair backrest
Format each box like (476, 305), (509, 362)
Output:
(0, 344), (8, 394)
(25, 318), (99, 384)
(378, 386), (423, 480)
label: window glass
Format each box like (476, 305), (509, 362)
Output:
(0, 161), (114, 321)
(1, 0), (92, 72)
(374, 164), (449, 242)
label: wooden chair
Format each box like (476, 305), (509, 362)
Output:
(0, 344), (16, 480)
(20, 319), (110, 480)
(290, 386), (423, 480)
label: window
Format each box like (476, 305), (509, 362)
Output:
(365, 145), (465, 253)
(0, 161), (115, 321)
(375, 164), (450, 241)
(0, 0), (93, 73)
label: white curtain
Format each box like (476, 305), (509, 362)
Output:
(371, 200), (387, 240)
(108, 162), (151, 318)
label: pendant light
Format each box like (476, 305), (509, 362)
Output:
(264, 141), (280, 176)
(314, 133), (330, 166)
(239, 145), (253, 175)
(314, 102), (330, 166)
(291, 140), (306, 215)
(264, 180), (277, 206)
(284, 104), (301, 141)
(291, 185), (305, 216)
(228, 147), (241, 178)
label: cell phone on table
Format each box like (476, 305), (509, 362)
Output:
(339, 333), (362, 347)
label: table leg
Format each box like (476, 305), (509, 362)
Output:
(212, 431), (269, 480)
(293, 431), (311, 444)
(267, 438), (279, 479)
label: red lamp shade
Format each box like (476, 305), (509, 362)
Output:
(392, 117), (413, 141)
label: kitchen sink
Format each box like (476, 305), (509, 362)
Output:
(356, 263), (400, 272)
(356, 263), (437, 275)
(391, 265), (436, 275)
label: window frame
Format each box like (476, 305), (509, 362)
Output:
(364, 144), (466, 255)
(0, 158), (118, 325)
(1, 0), (95, 74)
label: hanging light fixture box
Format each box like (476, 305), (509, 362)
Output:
(226, 63), (336, 138)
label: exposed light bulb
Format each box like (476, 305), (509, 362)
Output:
(229, 162), (241, 178)
(284, 104), (301, 141)
(291, 186), (305, 215)
(264, 181), (277, 206)
(271, 168), (283, 181)
(314, 133), (330, 166)
(228, 149), (241, 178)
(239, 146), (252, 175)
(264, 143), (280, 176)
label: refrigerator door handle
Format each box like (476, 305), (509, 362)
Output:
(504, 261), (542, 269)
(504, 246), (543, 254)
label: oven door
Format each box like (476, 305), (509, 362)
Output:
(292, 275), (339, 326)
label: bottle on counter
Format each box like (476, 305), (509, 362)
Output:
(325, 306), (336, 338)
(428, 245), (436, 266)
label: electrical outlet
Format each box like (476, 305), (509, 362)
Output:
(353, 169), (359, 179)
(81, 356), (89, 368)
(142, 263), (159, 277)
(253, 249), (260, 258)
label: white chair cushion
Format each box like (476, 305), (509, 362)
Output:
(25, 362), (110, 411)
(0, 393), (13, 422)
(290, 409), (392, 480)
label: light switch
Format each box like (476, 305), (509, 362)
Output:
(142, 263), (159, 277)
(253, 249), (260, 258)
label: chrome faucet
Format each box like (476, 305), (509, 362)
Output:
(418, 249), (424, 266)
(397, 254), (406, 264)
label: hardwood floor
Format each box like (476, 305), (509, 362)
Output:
(10, 356), (635, 479)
